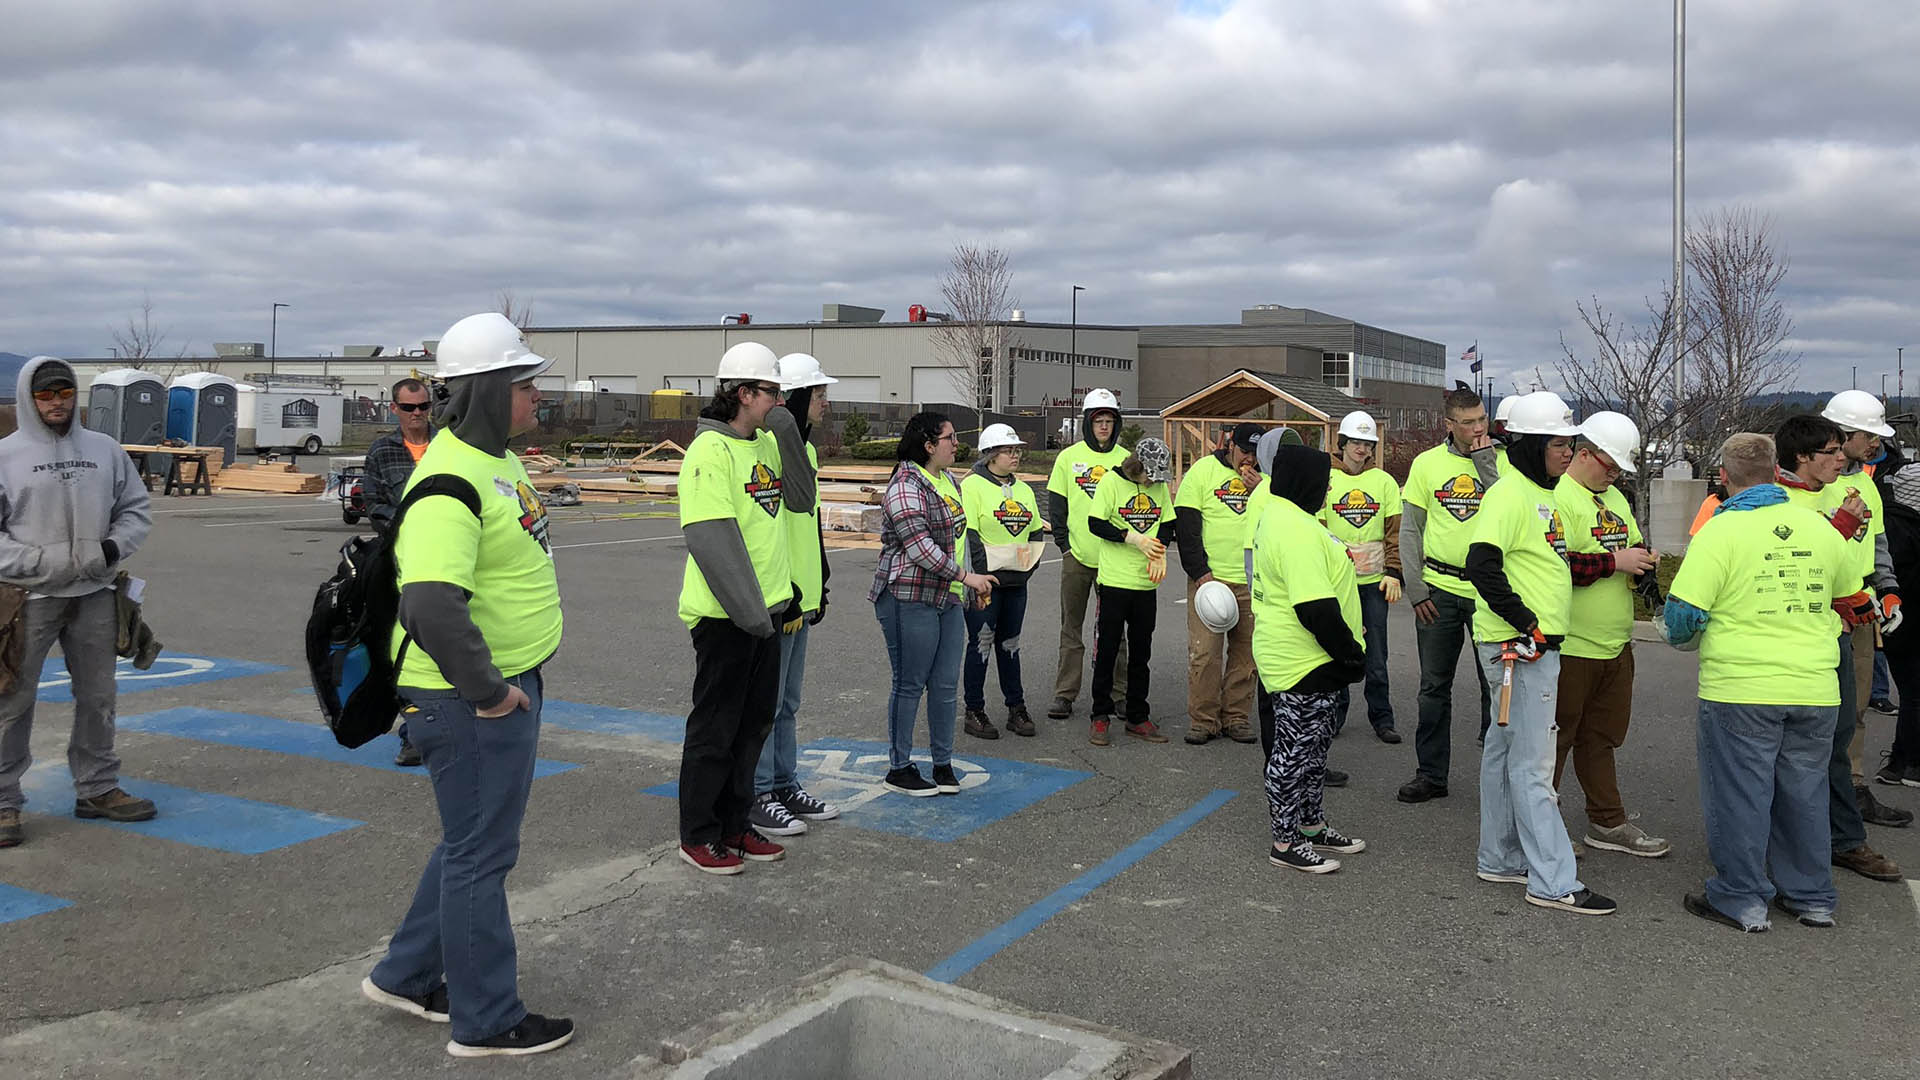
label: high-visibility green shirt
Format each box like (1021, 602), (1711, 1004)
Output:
(918, 463), (969, 598)
(784, 444), (823, 615)
(1406, 442), (1497, 598)
(1090, 469), (1169, 591)
(1320, 466), (1402, 585)
(392, 431), (563, 688)
(677, 427), (793, 629)
(1669, 503), (1851, 706)
(1469, 470), (1571, 642)
(1555, 475), (1642, 660)
(1251, 496), (1363, 692)
(1174, 453), (1257, 585)
(1048, 440), (1131, 568)
(962, 471), (1043, 547)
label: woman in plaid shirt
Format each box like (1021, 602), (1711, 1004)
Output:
(869, 412), (1000, 797)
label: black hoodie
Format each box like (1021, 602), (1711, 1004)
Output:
(1047, 409), (1122, 552)
(1266, 445), (1365, 692)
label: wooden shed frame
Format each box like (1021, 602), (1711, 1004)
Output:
(1157, 369), (1358, 486)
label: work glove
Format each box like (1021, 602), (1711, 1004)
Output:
(1146, 549), (1167, 584)
(1506, 626), (1549, 663)
(1837, 591), (1876, 630)
(1876, 592), (1903, 637)
(1381, 574), (1402, 604)
(780, 584), (805, 635)
(1125, 531), (1165, 560)
(808, 587), (830, 627)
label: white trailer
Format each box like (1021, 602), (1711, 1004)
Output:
(234, 386), (345, 455)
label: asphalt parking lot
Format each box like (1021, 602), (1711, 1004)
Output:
(2, 491), (1918, 1078)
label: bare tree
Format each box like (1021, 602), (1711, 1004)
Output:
(1683, 207), (1798, 460)
(496, 290), (533, 329)
(109, 292), (191, 377)
(931, 243), (1017, 435)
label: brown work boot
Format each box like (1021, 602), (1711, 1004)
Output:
(0, 807), (21, 848)
(74, 788), (158, 823)
(1184, 723), (1218, 745)
(1222, 720), (1258, 744)
(1832, 844), (1902, 882)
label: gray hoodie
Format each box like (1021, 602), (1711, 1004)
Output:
(0, 357), (152, 597)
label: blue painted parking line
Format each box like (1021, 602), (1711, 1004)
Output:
(926, 789), (1237, 983)
(118, 708), (580, 779)
(643, 738), (1090, 843)
(38, 654), (285, 704)
(20, 766), (361, 854)
(0, 883), (73, 924)
(541, 701), (688, 742)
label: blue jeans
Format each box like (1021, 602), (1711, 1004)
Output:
(372, 670), (543, 1044)
(1475, 645), (1582, 901)
(754, 623), (808, 795)
(875, 591), (964, 770)
(1336, 582), (1396, 733)
(1871, 648), (1891, 703)
(1696, 699), (1836, 929)
(964, 585), (1029, 711)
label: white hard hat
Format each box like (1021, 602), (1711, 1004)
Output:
(1194, 580), (1241, 633)
(1337, 411), (1379, 442)
(1505, 391), (1579, 436)
(717, 341), (780, 382)
(978, 423), (1024, 452)
(1577, 410), (1641, 473)
(1494, 394), (1525, 424)
(1134, 437), (1171, 482)
(1822, 389), (1894, 438)
(776, 352), (837, 392)
(1082, 388), (1120, 414)
(434, 313), (554, 381)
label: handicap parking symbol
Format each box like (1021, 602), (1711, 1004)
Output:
(38, 654), (285, 703)
(791, 738), (1089, 842)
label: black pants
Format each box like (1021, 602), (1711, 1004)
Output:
(1091, 584), (1156, 721)
(681, 617), (781, 845)
(1887, 630), (1920, 768)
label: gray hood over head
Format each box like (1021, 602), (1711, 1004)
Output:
(437, 367), (519, 455)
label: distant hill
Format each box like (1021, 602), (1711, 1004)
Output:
(0, 353), (25, 402)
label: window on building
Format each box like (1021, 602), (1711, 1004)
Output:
(1322, 352), (1352, 391)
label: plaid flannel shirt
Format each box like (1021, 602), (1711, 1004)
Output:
(868, 461), (970, 610)
(363, 427), (419, 527)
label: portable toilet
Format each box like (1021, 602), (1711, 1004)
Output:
(168, 372), (240, 465)
(85, 368), (168, 444)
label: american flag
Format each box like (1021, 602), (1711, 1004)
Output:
(1463, 343), (1482, 372)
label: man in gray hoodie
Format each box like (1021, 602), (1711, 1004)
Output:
(0, 357), (156, 847)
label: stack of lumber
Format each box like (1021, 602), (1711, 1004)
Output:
(821, 531), (883, 551)
(214, 462), (325, 494)
(519, 454), (566, 473)
(123, 444), (226, 483)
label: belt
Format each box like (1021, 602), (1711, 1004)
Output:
(1423, 556), (1468, 580)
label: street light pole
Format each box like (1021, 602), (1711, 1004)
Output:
(1671, 0), (1687, 468)
(1853, 365), (1858, 390)
(271, 302), (290, 376)
(1882, 373), (1890, 402)
(1070, 285), (1085, 406)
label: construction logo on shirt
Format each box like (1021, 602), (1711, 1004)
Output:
(1824, 505), (1870, 542)
(1589, 496), (1631, 551)
(1538, 503), (1568, 560)
(993, 498), (1034, 534)
(1434, 473), (1487, 522)
(745, 462), (784, 517)
(1331, 488), (1381, 529)
(1119, 493), (1163, 533)
(1774, 522), (1795, 541)
(942, 492), (964, 521)
(1073, 462), (1109, 498)
(513, 479), (553, 554)
(1211, 475), (1251, 514)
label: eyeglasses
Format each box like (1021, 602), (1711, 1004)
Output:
(749, 383), (783, 397)
(32, 387), (76, 402)
(393, 401), (430, 412)
(933, 433), (959, 444)
(1816, 446), (1846, 458)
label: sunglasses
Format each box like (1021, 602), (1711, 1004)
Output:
(393, 401), (431, 412)
(32, 387), (76, 402)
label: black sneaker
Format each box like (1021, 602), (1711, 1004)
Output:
(1771, 894), (1836, 928)
(1526, 888), (1618, 916)
(930, 764), (961, 794)
(778, 785), (840, 822)
(1855, 784), (1914, 828)
(1302, 825), (1365, 854)
(1397, 776), (1449, 803)
(1046, 696), (1072, 720)
(1874, 754), (1907, 787)
(747, 791), (807, 837)
(1869, 697), (1898, 715)
(884, 766), (938, 797)
(1684, 892), (1764, 933)
(393, 739), (422, 767)
(447, 1013), (575, 1058)
(964, 708), (999, 740)
(361, 976), (449, 1023)
(1268, 843), (1339, 874)
(1323, 767), (1350, 788)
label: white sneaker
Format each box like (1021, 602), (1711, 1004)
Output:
(747, 792), (807, 836)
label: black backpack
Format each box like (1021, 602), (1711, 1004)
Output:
(306, 475), (482, 748)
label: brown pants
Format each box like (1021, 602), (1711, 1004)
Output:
(1552, 646), (1635, 829)
(1053, 552), (1125, 706)
(1847, 623), (1875, 782)
(1185, 578), (1255, 735)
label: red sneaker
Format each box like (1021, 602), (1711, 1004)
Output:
(679, 841), (744, 876)
(724, 829), (787, 862)
(1125, 719), (1170, 744)
(1089, 719), (1112, 747)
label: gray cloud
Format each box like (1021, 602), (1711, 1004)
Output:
(3, 0), (1918, 393)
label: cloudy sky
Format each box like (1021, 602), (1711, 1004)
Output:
(6, 0), (1918, 396)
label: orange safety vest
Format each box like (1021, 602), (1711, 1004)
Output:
(1688, 494), (1722, 537)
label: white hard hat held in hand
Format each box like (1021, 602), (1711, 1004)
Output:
(717, 341), (781, 382)
(434, 313), (555, 381)
(978, 423), (1025, 452)
(1338, 411), (1379, 442)
(1822, 389), (1895, 438)
(776, 352), (837, 392)
(1506, 391), (1580, 436)
(1578, 411), (1641, 473)
(1194, 580), (1240, 633)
